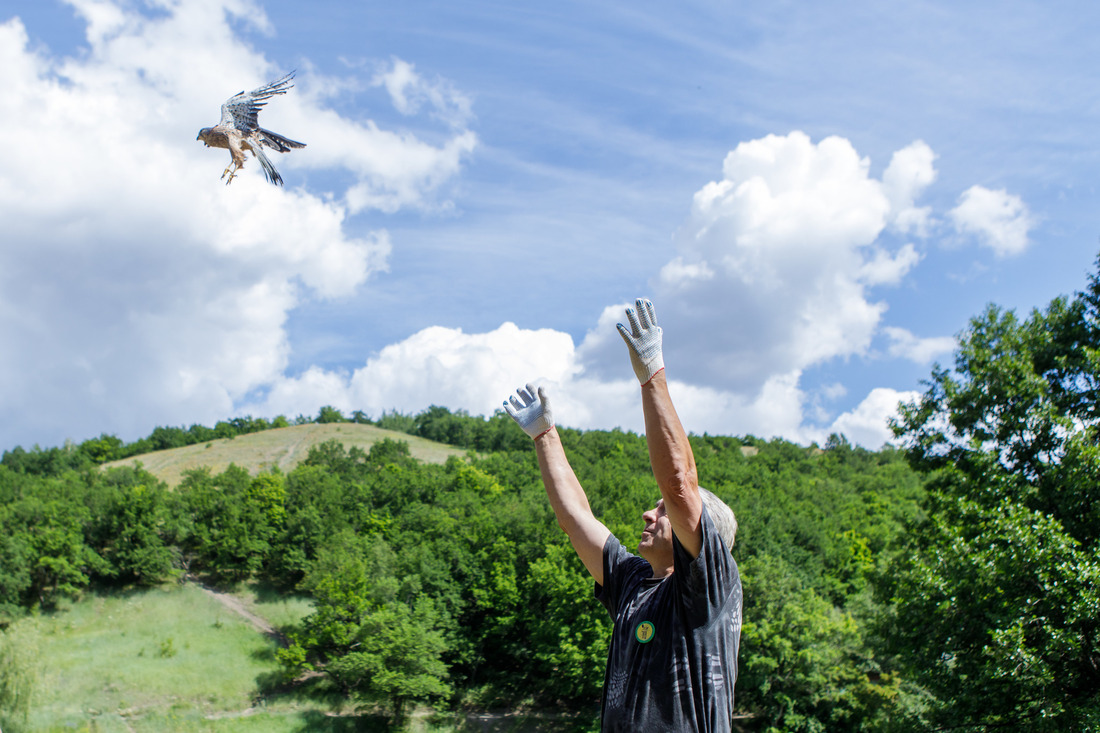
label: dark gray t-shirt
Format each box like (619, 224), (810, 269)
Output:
(594, 505), (742, 732)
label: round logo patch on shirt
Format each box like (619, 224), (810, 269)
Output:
(634, 620), (656, 644)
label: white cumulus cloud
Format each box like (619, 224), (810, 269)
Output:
(0, 4), (977, 456)
(819, 388), (918, 449)
(250, 131), (950, 449)
(250, 322), (581, 422)
(882, 140), (937, 236)
(0, 2), (472, 450)
(579, 131), (924, 397)
(949, 185), (1032, 256)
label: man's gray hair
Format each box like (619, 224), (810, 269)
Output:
(699, 487), (737, 551)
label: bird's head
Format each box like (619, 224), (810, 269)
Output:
(196, 127), (212, 145)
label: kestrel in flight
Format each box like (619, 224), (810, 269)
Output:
(196, 72), (306, 186)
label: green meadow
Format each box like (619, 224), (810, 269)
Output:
(16, 583), (311, 732)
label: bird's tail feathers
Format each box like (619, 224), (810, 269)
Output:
(251, 146), (284, 186)
(258, 128), (306, 152)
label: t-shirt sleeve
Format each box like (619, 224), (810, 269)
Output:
(594, 534), (651, 617)
(672, 503), (741, 627)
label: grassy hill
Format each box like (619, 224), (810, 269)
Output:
(10, 583), (469, 732)
(103, 423), (468, 487)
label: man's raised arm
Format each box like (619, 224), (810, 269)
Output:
(617, 299), (704, 558)
(505, 383), (610, 584)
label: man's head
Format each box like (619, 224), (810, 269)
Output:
(638, 488), (737, 574)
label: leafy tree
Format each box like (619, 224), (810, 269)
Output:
(0, 444), (91, 477)
(0, 533), (31, 625)
(886, 255), (1100, 730)
(84, 466), (176, 585)
(10, 477), (104, 608)
(327, 595), (452, 721)
(176, 465), (273, 581)
(247, 472), (288, 529)
(148, 425), (189, 451)
(366, 438), (414, 467)
(316, 405), (347, 424)
(738, 554), (900, 732)
(280, 534), (451, 720)
(522, 543), (610, 705)
(376, 409), (416, 434)
(78, 433), (124, 464)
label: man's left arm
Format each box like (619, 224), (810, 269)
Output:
(618, 299), (704, 558)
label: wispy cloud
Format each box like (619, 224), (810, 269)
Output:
(883, 327), (957, 364)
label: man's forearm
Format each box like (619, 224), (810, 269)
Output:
(641, 371), (698, 499)
(642, 371), (703, 556)
(535, 426), (595, 533)
(534, 427), (609, 582)
(504, 382), (607, 580)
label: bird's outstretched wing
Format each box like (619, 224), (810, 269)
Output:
(218, 71), (296, 133)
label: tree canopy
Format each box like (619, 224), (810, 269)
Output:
(886, 255), (1100, 730)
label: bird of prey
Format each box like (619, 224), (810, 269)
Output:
(196, 72), (306, 186)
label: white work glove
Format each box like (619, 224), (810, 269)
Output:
(616, 298), (664, 385)
(504, 383), (554, 439)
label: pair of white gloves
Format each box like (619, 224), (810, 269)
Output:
(505, 298), (664, 439)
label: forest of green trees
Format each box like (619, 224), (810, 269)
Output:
(2, 259), (1100, 731)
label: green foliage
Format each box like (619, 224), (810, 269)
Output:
(0, 399), (934, 727)
(883, 493), (1100, 729)
(11, 487), (101, 608)
(281, 534), (452, 720)
(157, 637), (177, 658)
(327, 595), (452, 720)
(0, 464), (178, 616)
(738, 554), (898, 732)
(376, 410), (417, 434)
(84, 466), (177, 585)
(888, 254), (1100, 730)
(247, 472), (288, 528)
(523, 544), (610, 703)
(176, 465), (274, 582)
(316, 405), (347, 424)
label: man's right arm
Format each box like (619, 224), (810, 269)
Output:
(506, 384), (610, 585)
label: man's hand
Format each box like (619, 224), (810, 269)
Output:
(504, 382), (554, 439)
(617, 298), (665, 385)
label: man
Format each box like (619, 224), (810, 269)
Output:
(504, 298), (743, 732)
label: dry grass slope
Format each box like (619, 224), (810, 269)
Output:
(102, 423), (468, 487)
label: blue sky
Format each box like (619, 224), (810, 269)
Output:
(2, 0), (1098, 451)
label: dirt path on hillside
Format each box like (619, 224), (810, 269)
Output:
(186, 577), (286, 645)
